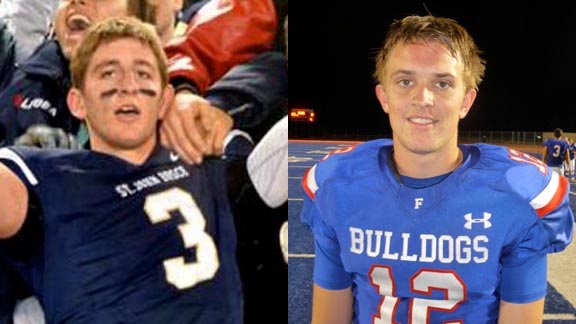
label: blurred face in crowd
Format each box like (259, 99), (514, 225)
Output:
(54, 0), (129, 58)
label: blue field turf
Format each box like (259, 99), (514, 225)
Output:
(288, 140), (576, 324)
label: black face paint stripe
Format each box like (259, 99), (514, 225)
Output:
(99, 88), (157, 98)
(138, 88), (157, 97)
(101, 89), (118, 98)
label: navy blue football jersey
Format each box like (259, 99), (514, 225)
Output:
(0, 145), (242, 323)
(301, 139), (574, 324)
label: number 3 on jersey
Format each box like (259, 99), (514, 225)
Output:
(370, 266), (465, 324)
(144, 188), (219, 289)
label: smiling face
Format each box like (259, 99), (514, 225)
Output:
(68, 37), (172, 160)
(54, 0), (129, 59)
(375, 41), (477, 157)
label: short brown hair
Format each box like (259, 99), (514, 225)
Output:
(70, 16), (168, 89)
(374, 15), (486, 92)
(554, 128), (563, 138)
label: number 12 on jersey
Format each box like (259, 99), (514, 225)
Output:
(370, 266), (465, 324)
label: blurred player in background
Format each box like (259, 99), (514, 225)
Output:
(565, 137), (575, 182)
(542, 128), (570, 176)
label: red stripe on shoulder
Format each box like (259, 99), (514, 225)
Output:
(536, 175), (568, 218)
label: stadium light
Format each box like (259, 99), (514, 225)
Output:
(290, 108), (315, 123)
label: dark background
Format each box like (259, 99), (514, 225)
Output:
(290, 2), (576, 138)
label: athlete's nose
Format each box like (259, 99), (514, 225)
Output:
(413, 85), (434, 108)
(119, 72), (139, 95)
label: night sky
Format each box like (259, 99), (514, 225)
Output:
(290, 2), (576, 137)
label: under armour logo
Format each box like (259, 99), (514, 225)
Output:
(464, 212), (492, 229)
(414, 198), (424, 209)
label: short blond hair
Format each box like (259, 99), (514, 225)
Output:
(70, 16), (168, 89)
(374, 15), (486, 92)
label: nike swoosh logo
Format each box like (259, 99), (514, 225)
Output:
(170, 152), (179, 162)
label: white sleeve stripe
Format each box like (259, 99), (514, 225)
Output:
(530, 171), (558, 209)
(0, 148), (38, 186)
(306, 164), (318, 194)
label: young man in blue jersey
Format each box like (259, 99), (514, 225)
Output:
(542, 128), (571, 176)
(301, 15), (574, 323)
(0, 16), (248, 323)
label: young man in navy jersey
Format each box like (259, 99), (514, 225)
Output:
(301, 15), (574, 323)
(0, 16), (248, 323)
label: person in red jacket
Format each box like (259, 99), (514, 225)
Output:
(160, 0), (279, 164)
(166, 0), (277, 94)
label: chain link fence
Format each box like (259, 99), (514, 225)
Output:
(289, 124), (563, 158)
(290, 124), (546, 144)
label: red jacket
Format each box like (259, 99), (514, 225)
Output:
(165, 0), (278, 94)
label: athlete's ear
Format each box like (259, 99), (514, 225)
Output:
(460, 88), (477, 119)
(158, 84), (175, 120)
(67, 87), (87, 120)
(375, 84), (390, 114)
